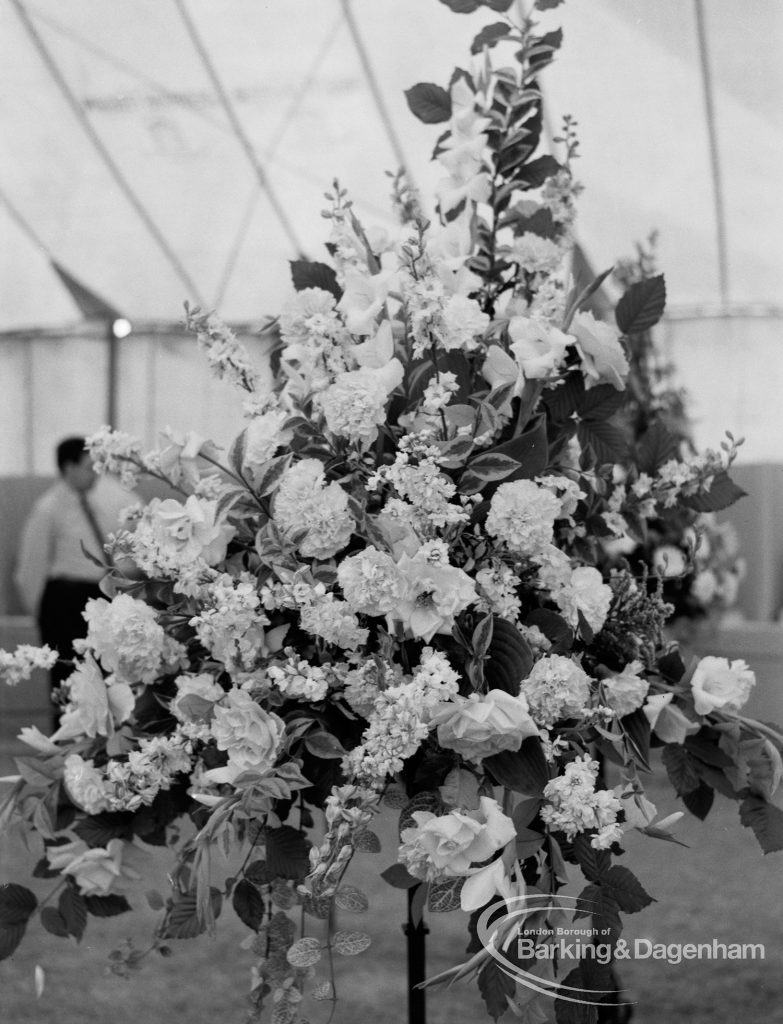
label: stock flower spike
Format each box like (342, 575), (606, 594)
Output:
(1, 2), (780, 1022)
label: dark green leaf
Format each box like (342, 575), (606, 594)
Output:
(428, 877), (463, 912)
(40, 907), (70, 938)
(575, 883), (622, 946)
(577, 419), (629, 464)
(380, 864), (419, 889)
(740, 796), (783, 853)
(0, 884), (37, 927)
(682, 471), (747, 513)
(485, 617), (533, 694)
(0, 923), (27, 961)
(232, 879), (265, 931)
(486, 736), (549, 796)
(472, 614), (494, 660)
(73, 813), (132, 848)
(682, 782), (714, 820)
(265, 826), (311, 880)
(482, 0), (515, 9)
(438, 0), (481, 10)
(524, 609), (574, 654)
(685, 730), (734, 768)
(577, 383), (626, 422)
(404, 82), (452, 124)
(478, 955), (516, 1021)
(484, 412), (548, 483)
(515, 154), (562, 190)
(84, 894), (131, 918)
(554, 968), (598, 1024)
(471, 22), (511, 53)
(635, 420), (681, 476)
(304, 731), (348, 760)
(615, 275), (666, 334)
(465, 452), (521, 483)
(573, 835), (610, 883)
(59, 887), (87, 941)
(159, 889), (221, 940)
(244, 860), (270, 885)
(620, 708), (651, 772)
(603, 865), (654, 913)
(662, 744), (701, 795)
(289, 260), (341, 300)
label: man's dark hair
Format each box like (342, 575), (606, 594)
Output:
(56, 436), (88, 473)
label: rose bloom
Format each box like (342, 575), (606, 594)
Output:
(602, 661), (649, 718)
(690, 656), (756, 715)
(148, 494), (234, 566)
(570, 310), (629, 390)
(394, 551), (476, 642)
(46, 838), (140, 896)
(508, 316), (570, 379)
(431, 690), (538, 762)
(399, 796), (516, 881)
(556, 566), (613, 634)
(63, 753), (110, 814)
(208, 688), (285, 783)
(50, 655), (134, 742)
(337, 546), (406, 617)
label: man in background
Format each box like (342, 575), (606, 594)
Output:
(14, 436), (134, 689)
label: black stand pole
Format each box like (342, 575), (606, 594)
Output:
(403, 886), (429, 1024)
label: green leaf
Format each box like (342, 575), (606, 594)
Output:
(577, 419), (629, 464)
(404, 82), (452, 124)
(478, 956), (516, 1021)
(471, 22), (511, 54)
(662, 745), (701, 795)
(472, 614), (495, 661)
(635, 420), (681, 475)
(685, 730), (734, 768)
(437, 0), (481, 11)
(352, 828), (382, 853)
(740, 796), (783, 853)
(603, 865), (654, 913)
(428, 877), (463, 912)
(253, 453), (293, 497)
(554, 969), (598, 1024)
(59, 887), (87, 941)
(303, 731), (347, 760)
(289, 260), (341, 300)
(573, 835), (610, 883)
(576, 383), (626, 422)
(465, 452), (521, 483)
(524, 608), (574, 654)
(482, 0), (515, 9)
(620, 707), (652, 772)
(232, 879), (265, 932)
(615, 275), (666, 334)
(682, 782), (714, 820)
(515, 154), (562, 190)
(0, 923), (27, 961)
(483, 412), (549, 483)
(380, 864), (419, 889)
(0, 884), (37, 927)
(399, 792), (443, 835)
(682, 471), (747, 513)
(575, 884), (622, 946)
(485, 617), (533, 694)
(73, 813), (131, 848)
(287, 936), (323, 968)
(485, 736), (549, 796)
(40, 906), (70, 938)
(335, 886), (370, 913)
(159, 889), (222, 940)
(264, 826), (311, 880)
(333, 930), (372, 955)
(244, 859), (270, 885)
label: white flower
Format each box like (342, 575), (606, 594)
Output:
(399, 796), (515, 881)
(394, 550), (477, 642)
(46, 838), (141, 897)
(337, 547), (406, 617)
(512, 233), (563, 276)
(440, 294), (490, 351)
(602, 661), (649, 718)
(318, 359), (404, 445)
(273, 458), (354, 559)
(51, 655), (134, 742)
(243, 408), (292, 473)
(430, 690), (538, 762)
(337, 269), (391, 335)
(207, 688), (285, 784)
(485, 480), (561, 558)
(690, 656), (756, 716)
(555, 566), (613, 634)
(652, 545), (688, 579)
(63, 754), (111, 814)
(570, 311), (629, 391)
(135, 495), (235, 571)
(0, 645), (57, 687)
(82, 595), (175, 685)
(540, 755), (623, 849)
(643, 693), (699, 744)
(521, 654), (592, 728)
(172, 673), (225, 722)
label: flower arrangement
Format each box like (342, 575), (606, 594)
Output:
(2, 2), (781, 1022)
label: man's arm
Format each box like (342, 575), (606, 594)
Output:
(13, 500), (53, 615)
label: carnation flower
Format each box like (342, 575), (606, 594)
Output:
(318, 359), (404, 445)
(521, 654), (592, 727)
(440, 294), (490, 351)
(485, 479), (561, 558)
(398, 796), (515, 881)
(690, 656), (756, 716)
(570, 310), (629, 391)
(512, 232), (563, 276)
(207, 688), (285, 784)
(243, 408), (292, 474)
(602, 661), (649, 718)
(430, 690), (538, 762)
(81, 595), (176, 685)
(63, 754), (111, 814)
(337, 547), (406, 617)
(273, 458), (354, 559)
(554, 566), (613, 635)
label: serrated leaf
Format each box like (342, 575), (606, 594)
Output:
(380, 864), (419, 890)
(682, 471), (747, 513)
(682, 782), (714, 820)
(576, 382), (626, 422)
(662, 744), (701, 795)
(635, 420), (681, 475)
(73, 814), (131, 849)
(576, 884), (622, 946)
(603, 865), (654, 913)
(554, 969), (598, 1024)
(352, 829), (381, 853)
(572, 835), (610, 883)
(577, 419), (629, 464)
(404, 82), (452, 124)
(471, 22), (511, 54)
(232, 879), (265, 932)
(0, 884), (37, 927)
(485, 617), (533, 694)
(0, 923), (26, 961)
(478, 956), (516, 1021)
(40, 907), (69, 938)
(265, 826), (311, 880)
(289, 260), (341, 300)
(333, 930), (371, 955)
(287, 936), (323, 968)
(615, 275), (666, 334)
(399, 792), (443, 835)
(245, 860), (270, 885)
(485, 736), (549, 796)
(58, 887), (87, 941)
(740, 796), (783, 853)
(159, 889), (221, 940)
(335, 886), (369, 913)
(427, 877), (463, 913)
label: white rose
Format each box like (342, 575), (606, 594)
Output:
(602, 661), (649, 718)
(394, 552), (476, 642)
(399, 796), (516, 880)
(150, 495), (234, 566)
(643, 693), (699, 744)
(570, 310), (629, 390)
(243, 409), (292, 474)
(46, 838), (139, 896)
(51, 655), (134, 742)
(508, 316), (570, 379)
(690, 656), (755, 716)
(208, 688), (285, 783)
(430, 690), (538, 762)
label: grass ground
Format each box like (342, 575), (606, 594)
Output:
(1, 759), (782, 1024)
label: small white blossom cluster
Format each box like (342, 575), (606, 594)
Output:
(190, 572), (269, 674)
(475, 563), (522, 620)
(307, 783), (378, 895)
(0, 644), (57, 686)
(370, 444), (469, 534)
(540, 755), (624, 849)
(184, 307), (257, 392)
(317, 359), (404, 446)
(344, 649), (460, 785)
(278, 287), (352, 393)
(296, 583), (369, 651)
(86, 426), (146, 489)
(267, 653), (331, 703)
